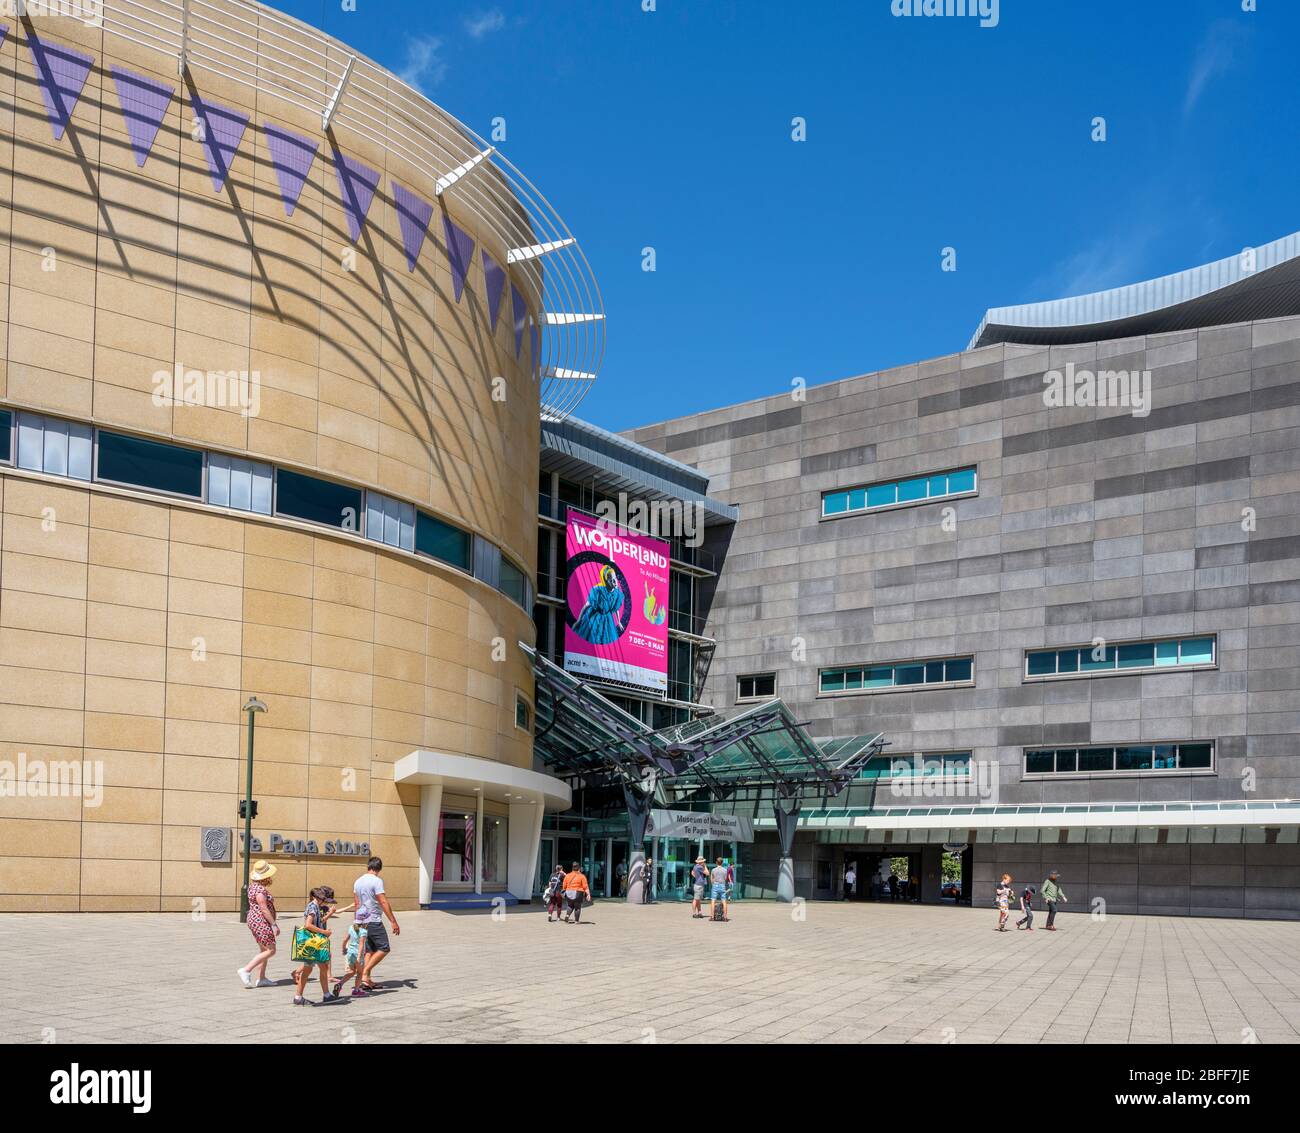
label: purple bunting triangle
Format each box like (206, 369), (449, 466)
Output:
(392, 182), (434, 270)
(442, 215), (476, 302)
(110, 66), (174, 168)
(27, 32), (93, 142)
(332, 146), (380, 242)
(482, 250), (507, 331)
(264, 124), (318, 217)
(191, 92), (249, 192)
(0, 27), (8, 48)
(511, 283), (527, 360)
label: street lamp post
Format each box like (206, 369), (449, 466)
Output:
(238, 696), (268, 923)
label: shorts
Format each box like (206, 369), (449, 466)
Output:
(361, 921), (390, 953)
(693, 884), (705, 900)
(711, 883), (727, 901)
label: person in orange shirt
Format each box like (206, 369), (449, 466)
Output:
(561, 861), (590, 924)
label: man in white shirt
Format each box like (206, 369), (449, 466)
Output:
(844, 866), (857, 901)
(353, 856), (400, 993)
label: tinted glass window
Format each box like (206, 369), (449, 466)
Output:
(1180, 637), (1214, 665)
(0, 409), (10, 462)
(1178, 743), (1213, 769)
(894, 664), (924, 686)
(98, 431), (203, 497)
(416, 512), (470, 569)
(499, 558), (527, 606)
(1079, 748), (1114, 772)
(1026, 651), (1056, 676)
(866, 483), (896, 508)
(947, 467), (976, 493)
(944, 657), (972, 682)
(1025, 751), (1054, 774)
(275, 468), (362, 530)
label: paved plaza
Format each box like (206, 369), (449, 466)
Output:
(3, 902), (1300, 1044)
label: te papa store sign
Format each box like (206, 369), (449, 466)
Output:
(199, 827), (372, 862)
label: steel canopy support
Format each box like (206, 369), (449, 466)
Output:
(623, 781), (654, 905)
(774, 796), (801, 903)
(435, 146), (496, 195)
(322, 56), (356, 131)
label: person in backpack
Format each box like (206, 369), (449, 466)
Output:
(709, 856), (730, 921)
(544, 863), (567, 923)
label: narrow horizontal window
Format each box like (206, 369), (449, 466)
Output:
(820, 655), (973, 693)
(416, 511), (470, 570)
(1024, 742), (1213, 776)
(98, 431), (203, 498)
(208, 452), (273, 514)
(821, 466), (977, 518)
(1025, 636), (1217, 680)
(275, 468), (362, 531)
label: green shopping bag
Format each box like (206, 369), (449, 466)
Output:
(291, 926), (330, 965)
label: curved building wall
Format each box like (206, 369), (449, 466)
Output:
(0, 6), (542, 909)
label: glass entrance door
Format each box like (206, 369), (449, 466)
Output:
(583, 838), (608, 898)
(535, 836), (556, 896)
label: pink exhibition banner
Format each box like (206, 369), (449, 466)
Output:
(563, 511), (670, 693)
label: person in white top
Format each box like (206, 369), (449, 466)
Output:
(352, 856), (400, 994)
(844, 866), (857, 901)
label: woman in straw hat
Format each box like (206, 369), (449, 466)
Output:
(237, 860), (280, 988)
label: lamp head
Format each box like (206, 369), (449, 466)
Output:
(242, 696), (268, 715)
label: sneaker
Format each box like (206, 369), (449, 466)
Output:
(256, 978), (274, 987)
(293, 996), (306, 1006)
(322, 992), (340, 1002)
(237, 968), (252, 988)
(351, 987), (369, 998)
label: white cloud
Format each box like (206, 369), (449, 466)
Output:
(397, 35), (447, 92)
(1183, 21), (1244, 116)
(464, 9), (507, 39)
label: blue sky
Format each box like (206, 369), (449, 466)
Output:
(274, 0), (1297, 431)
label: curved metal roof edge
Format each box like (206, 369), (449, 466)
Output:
(970, 227), (1300, 349)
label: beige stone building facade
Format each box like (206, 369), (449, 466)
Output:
(0, 1), (584, 911)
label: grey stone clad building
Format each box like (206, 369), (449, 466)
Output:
(623, 241), (1300, 920)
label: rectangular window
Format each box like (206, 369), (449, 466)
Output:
(275, 468), (362, 530)
(737, 673), (776, 700)
(499, 557), (527, 607)
(365, 491), (416, 552)
(821, 466), (977, 518)
(208, 452), (273, 514)
(1026, 636), (1217, 680)
(416, 511), (470, 570)
(0, 409), (11, 463)
(820, 655), (973, 694)
(1025, 743), (1213, 776)
(16, 412), (92, 480)
(433, 810), (473, 884)
(515, 693), (532, 732)
(481, 814), (508, 885)
(97, 430), (203, 498)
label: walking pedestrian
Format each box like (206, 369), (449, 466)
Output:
(237, 860), (279, 988)
(544, 863), (567, 922)
(1041, 870), (1068, 930)
(292, 886), (338, 1004)
(843, 865), (856, 901)
(1016, 884), (1035, 931)
(353, 856), (400, 993)
(995, 873), (1013, 931)
(561, 861), (590, 923)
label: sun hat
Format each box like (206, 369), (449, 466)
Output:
(250, 859), (277, 881)
(695, 857), (706, 864)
